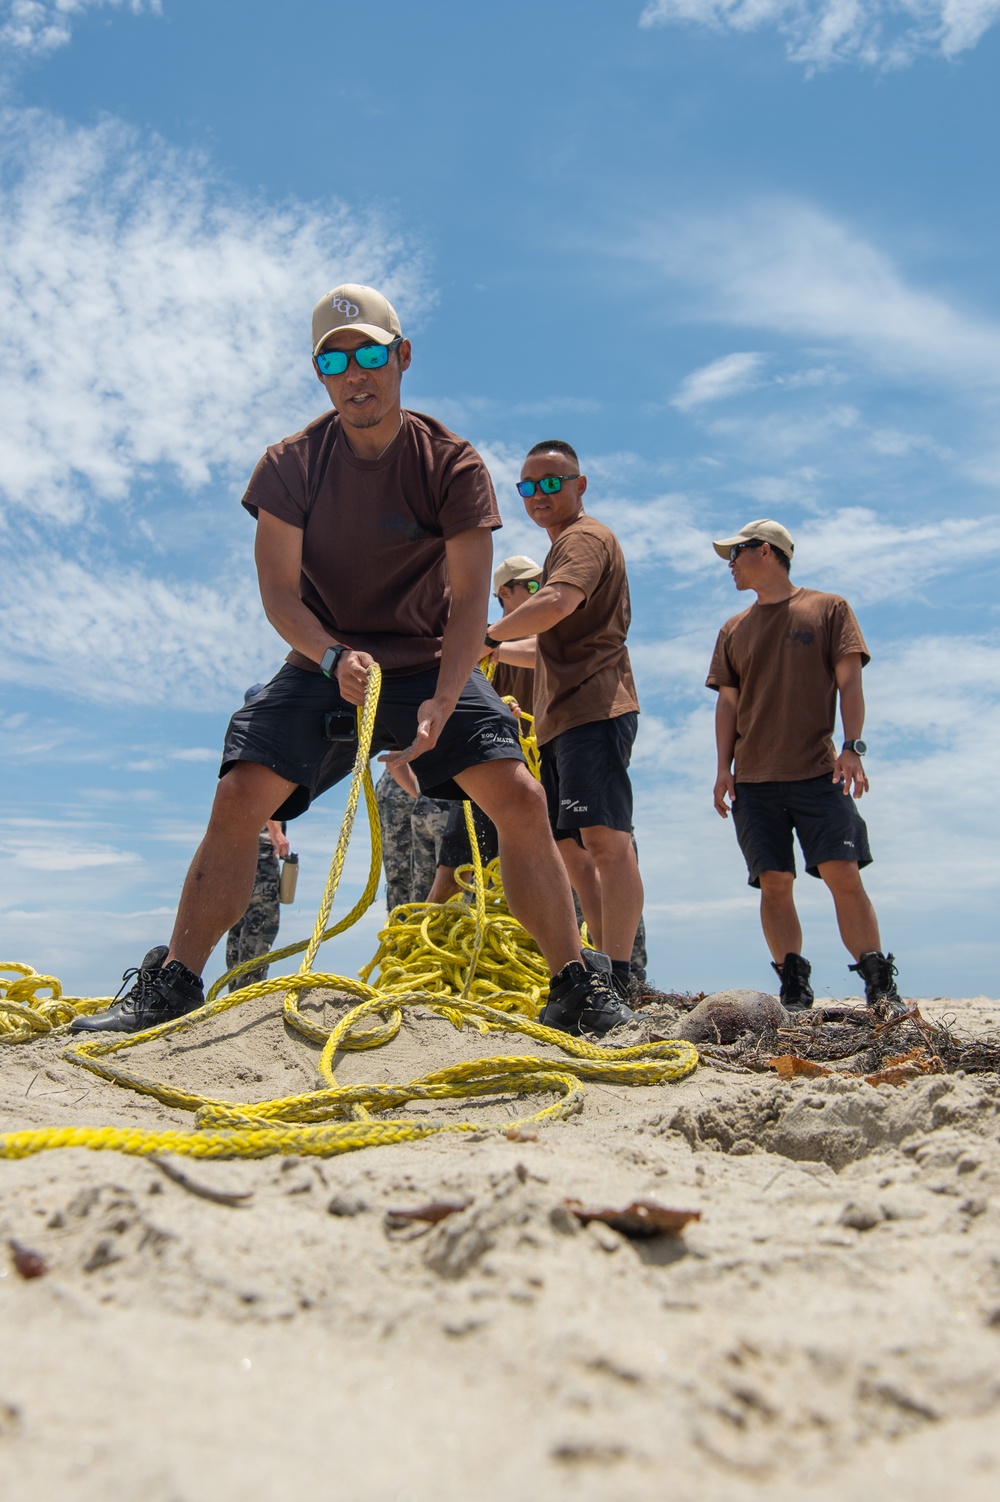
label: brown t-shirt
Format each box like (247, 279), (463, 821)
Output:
(242, 409), (500, 674)
(706, 587), (870, 782)
(493, 661), (534, 716)
(533, 514), (639, 746)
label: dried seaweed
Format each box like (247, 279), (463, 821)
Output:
(700, 1003), (1000, 1080)
(563, 1198), (701, 1239)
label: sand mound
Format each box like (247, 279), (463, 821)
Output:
(2, 992), (1000, 1501)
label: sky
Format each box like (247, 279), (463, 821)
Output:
(1, 0), (999, 1003)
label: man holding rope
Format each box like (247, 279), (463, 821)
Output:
(73, 285), (634, 1038)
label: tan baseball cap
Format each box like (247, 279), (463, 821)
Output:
(493, 555), (543, 594)
(712, 518), (795, 560)
(311, 284), (403, 356)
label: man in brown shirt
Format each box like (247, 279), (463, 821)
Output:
(706, 518), (902, 1014)
(75, 289), (633, 1037)
(487, 441), (644, 1012)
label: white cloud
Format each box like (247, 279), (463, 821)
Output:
(0, 106), (429, 707)
(645, 200), (1000, 393)
(796, 505), (1000, 602)
(0, 108), (427, 523)
(639, 0), (1000, 70)
(672, 351), (766, 410)
(0, 1), (158, 56)
(0, 552), (281, 708)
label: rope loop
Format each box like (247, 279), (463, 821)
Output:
(0, 665), (698, 1159)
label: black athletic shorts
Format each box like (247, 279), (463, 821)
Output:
(221, 664), (524, 821)
(438, 800), (499, 869)
(539, 712), (637, 842)
(732, 774), (873, 888)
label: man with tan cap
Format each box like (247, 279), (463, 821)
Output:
(75, 286), (633, 1038)
(706, 519), (903, 1015)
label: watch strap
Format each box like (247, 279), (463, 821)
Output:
(320, 645), (345, 679)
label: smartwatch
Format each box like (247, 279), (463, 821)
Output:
(320, 645), (346, 679)
(484, 632), (501, 650)
(842, 739), (867, 756)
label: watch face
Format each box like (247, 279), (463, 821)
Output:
(851, 739), (867, 755)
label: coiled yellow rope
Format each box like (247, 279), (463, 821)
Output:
(0, 666), (697, 1161)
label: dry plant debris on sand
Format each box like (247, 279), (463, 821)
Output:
(1, 989), (1000, 1502)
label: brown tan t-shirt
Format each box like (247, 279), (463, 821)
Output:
(533, 514), (639, 746)
(242, 409), (500, 674)
(493, 661), (534, 716)
(706, 587), (870, 782)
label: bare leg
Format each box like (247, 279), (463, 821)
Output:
(817, 860), (881, 960)
(579, 825), (644, 962)
(757, 869), (802, 963)
(556, 837), (603, 948)
(167, 762), (296, 976)
(426, 866), (462, 903)
(455, 759), (581, 975)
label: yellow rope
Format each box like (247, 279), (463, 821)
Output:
(0, 666), (698, 1161)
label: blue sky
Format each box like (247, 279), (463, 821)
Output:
(2, 0), (999, 1002)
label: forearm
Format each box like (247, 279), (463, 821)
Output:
(838, 678), (865, 742)
(260, 585), (339, 666)
(488, 584), (580, 639)
(437, 588), (489, 709)
(497, 639), (537, 669)
(715, 697), (738, 772)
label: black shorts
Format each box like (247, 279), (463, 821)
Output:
(221, 664), (524, 821)
(732, 775), (873, 888)
(438, 801), (499, 869)
(539, 712), (637, 842)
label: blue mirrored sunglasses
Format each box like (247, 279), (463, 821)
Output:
(516, 474), (580, 499)
(315, 336), (402, 376)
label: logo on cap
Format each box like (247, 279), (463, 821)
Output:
(330, 296), (359, 318)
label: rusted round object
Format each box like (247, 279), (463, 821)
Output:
(672, 989), (787, 1044)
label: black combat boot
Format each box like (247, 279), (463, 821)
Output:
(71, 948), (204, 1034)
(539, 950), (636, 1037)
(771, 952), (815, 1012)
(849, 951), (904, 1017)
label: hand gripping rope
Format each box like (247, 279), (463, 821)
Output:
(0, 666), (697, 1161)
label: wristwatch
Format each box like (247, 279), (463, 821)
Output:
(842, 739), (867, 756)
(484, 631), (501, 650)
(320, 645), (346, 679)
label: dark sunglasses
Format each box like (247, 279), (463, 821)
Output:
(314, 336), (402, 376)
(729, 540), (765, 562)
(516, 474), (580, 499)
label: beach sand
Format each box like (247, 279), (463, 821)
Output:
(2, 989), (999, 1502)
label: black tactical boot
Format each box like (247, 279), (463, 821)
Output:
(539, 950), (636, 1037)
(849, 951), (904, 1017)
(71, 949), (204, 1034)
(771, 952), (815, 1012)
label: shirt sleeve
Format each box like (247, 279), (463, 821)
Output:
(706, 627), (739, 691)
(830, 599), (871, 668)
(436, 444), (501, 540)
(241, 447), (307, 528)
(544, 529), (608, 604)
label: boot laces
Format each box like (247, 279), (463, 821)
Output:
(113, 961), (162, 1014)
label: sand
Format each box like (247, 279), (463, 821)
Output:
(2, 989), (1000, 1502)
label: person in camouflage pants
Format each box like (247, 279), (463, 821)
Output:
(375, 766), (452, 910)
(226, 820), (288, 991)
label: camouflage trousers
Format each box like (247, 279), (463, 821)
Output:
(375, 770), (452, 910)
(227, 845), (280, 990)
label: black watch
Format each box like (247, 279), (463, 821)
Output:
(484, 631), (501, 650)
(842, 739), (867, 756)
(320, 645), (346, 679)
